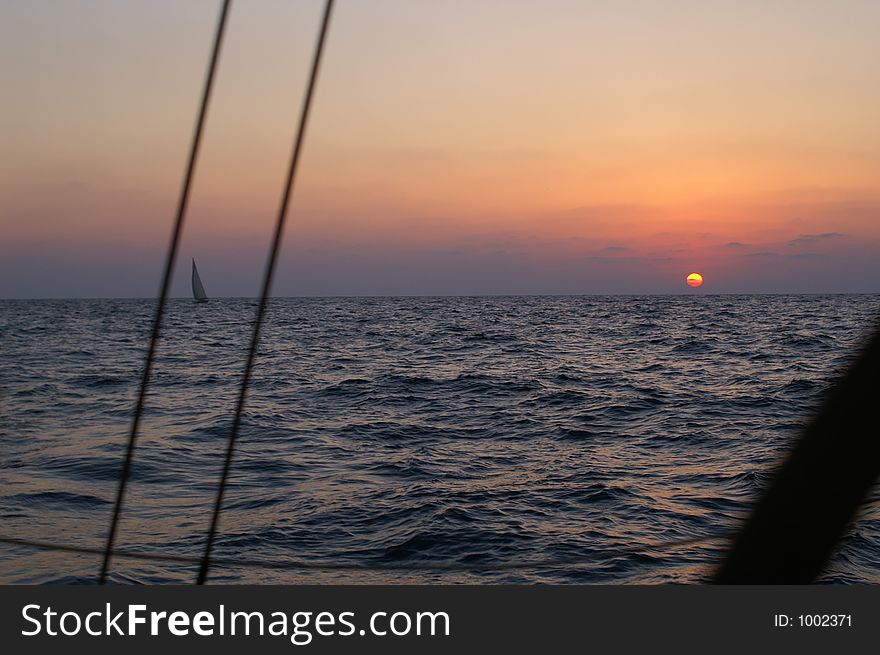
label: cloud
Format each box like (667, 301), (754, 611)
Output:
(422, 247), (466, 256)
(787, 232), (845, 247)
(742, 251), (781, 258)
(586, 255), (673, 263)
(602, 245), (629, 253)
(723, 241), (750, 249)
(788, 252), (827, 260)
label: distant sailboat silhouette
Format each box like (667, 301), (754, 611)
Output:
(191, 259), (208, 303)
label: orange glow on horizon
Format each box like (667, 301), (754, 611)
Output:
(3, 2), (880, 296)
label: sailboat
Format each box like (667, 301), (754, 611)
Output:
(191, 258), (208, 303)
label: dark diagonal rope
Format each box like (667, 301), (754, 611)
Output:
(3, 495), (879, 575)
(195, 0), (335, 585)
(715, 317), (880, 583)
(1, 532), (728, 574)
(98, 0), (232, 584)
(5, 492), (879, 575)
(0, 498), (880, 573)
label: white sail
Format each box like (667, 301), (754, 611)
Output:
(192, 258), (208, 302)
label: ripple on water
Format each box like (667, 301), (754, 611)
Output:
(1, 295), (878, 584)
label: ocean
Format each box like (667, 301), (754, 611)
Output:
(1, 295), (879, 584)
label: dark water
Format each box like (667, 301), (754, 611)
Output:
(1, 295), (879, 584)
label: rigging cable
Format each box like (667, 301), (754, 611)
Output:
(25, 0), (878, 587)
(0, 496), (880, 572)
(98, 0), (232, 584)
(715, 316), (880, 583)
(2, 495), (878, 575)
(3, 532), (728, 574)
(195, 0), (336, 585)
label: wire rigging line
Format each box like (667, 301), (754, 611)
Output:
(0, 532), (728, 574)
(98, 0), (232, 585)
(42, 0), (879, 588)
(7, 490), (878, 575)
(715, 316), (880, 583)
(3, 497), (878, 574)
(195, 0), (336, 586)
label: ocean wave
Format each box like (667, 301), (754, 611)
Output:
(2, 294), (879, 584)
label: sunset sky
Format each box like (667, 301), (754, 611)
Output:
(2, 0), (880, 297)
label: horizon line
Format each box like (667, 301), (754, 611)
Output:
(3, 291), (880, 301)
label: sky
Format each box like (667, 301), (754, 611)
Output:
(2, 0), (880, 297)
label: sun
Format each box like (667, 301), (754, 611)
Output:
(686, 272), (704, 288)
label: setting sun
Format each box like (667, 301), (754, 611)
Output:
(686, 273), (704, 288)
